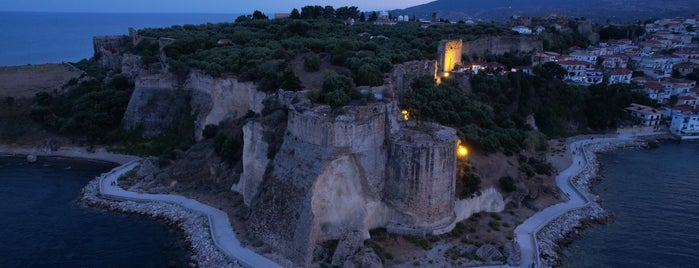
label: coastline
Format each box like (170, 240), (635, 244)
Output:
(0, 133), (670, 268)
(0, 146), (246, 267)
(0, 145), (138, 165)
(534, 137), (649, 267)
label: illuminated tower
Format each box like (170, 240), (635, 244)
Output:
(437, 40), (463, 76)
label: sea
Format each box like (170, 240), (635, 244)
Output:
(0, 12), (240, 66)
(562, 141), (699, 267)
(0, 157), (189, 267)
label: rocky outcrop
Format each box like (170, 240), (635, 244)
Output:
(343, 247), (383, 268)
(122, 74), (186, 137)
(231, 121), (269, 206)
(122, 71), (267, 139)
(454, 187), (505, 222)
(462, 36), (542, 57)
(186, 71), (267, 141)
(475, 244), (504, 262)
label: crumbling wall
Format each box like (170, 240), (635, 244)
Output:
(388, 60), (438, 101)
(462, 35), (542, 57)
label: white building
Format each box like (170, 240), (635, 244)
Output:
(626, 103), (663, 128)
(558, 60), (590, 83)
(512, 26), (532, 34)
(670, 112), (699, 139)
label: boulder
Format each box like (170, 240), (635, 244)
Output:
(331, 231), (367, 266)
(343, 247), (382, 268)
(136, 157), (159, 178)
(504, 240), (522, 266)
(475, 244), (503, 262)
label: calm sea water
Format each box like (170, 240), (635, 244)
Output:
(563, 142), (699, 267)
(0, 12), (239, 66)
(0, 157), (189, 267)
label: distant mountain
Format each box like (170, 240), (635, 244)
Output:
(395, 0), (699, 22)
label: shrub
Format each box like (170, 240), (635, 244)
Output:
(499, 176), (517, 193)
(303, 55), (321, 71)
(202, 124), (219, 139)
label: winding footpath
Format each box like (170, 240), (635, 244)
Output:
(97, 160), (283, 268)
(480, 133), (653, 268)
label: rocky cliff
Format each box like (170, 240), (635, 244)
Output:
(122, 71), (267, 139)
(462, 36), (543, 57)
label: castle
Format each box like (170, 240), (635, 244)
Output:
(92, 33), (502, 266)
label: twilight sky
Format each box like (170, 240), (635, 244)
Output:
(1, 0), (432, 13)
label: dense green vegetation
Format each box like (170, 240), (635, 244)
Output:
(404, 67), (653, 153)
(136, 7), (510, 91)
(30, 61), (132, 143)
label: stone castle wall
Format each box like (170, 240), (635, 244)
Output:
(389, 60), (438, 101)
(462, 35), (542, 57)
(286, 103), (388, 150)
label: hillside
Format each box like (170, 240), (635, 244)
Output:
(396, 0), (699, 22)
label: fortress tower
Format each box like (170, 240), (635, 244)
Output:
(437, 39), (463, 76)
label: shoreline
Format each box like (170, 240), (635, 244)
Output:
(0, 134), (671, 268)
(0, 146), (245, 267)
(534, 137), (649, 267)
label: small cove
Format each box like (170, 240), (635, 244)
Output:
(0, 157), (189, 267)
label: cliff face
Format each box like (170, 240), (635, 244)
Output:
(186, 71), (267, 141)
(122, 71), (267, 139)
(462, 36), (543, 57)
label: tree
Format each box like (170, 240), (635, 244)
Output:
(279, 67), (303, 91)
(323, 6), (335, 19)
(325, 89), (351, 108)
(533, 62), (566, 80)
(359, 12), (366, 22)
(252, 10), (268, 20)
(290, 8), (300, 19)
(369, 11), (378, 21)
(499, 176), (516, 193)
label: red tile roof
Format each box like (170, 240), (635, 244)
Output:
(644, 81), (663, 90)
(557, 60), (589, 66)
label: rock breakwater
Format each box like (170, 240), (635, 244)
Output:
(81, 179), (240, 268)
(535, 138), (646, 267)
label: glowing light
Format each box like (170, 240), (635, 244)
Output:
(401, 109), (410, 121)
(457, 140), (469, 157)
(443, 72), (450, 78)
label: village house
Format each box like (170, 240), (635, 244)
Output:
(532, 51), (560, 65)
(558, 60), (590, 83)
(642, 81), (671, 103)
(570, 50), (597, 65)
(670, 111), (699, 139)
(666, 77), (697, 95)
(626, 103), (664, 129)
(583, 68), (604, 85)
(605, 68), (632, 84)
(632, 55), (674, 79)
(673, 62), (697, 76)
(600, 54), (629, 69)
(673, 49), (699, 64)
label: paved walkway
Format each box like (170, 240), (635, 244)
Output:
(478, 135), (636, 268)
(97, 160), (282, 268)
